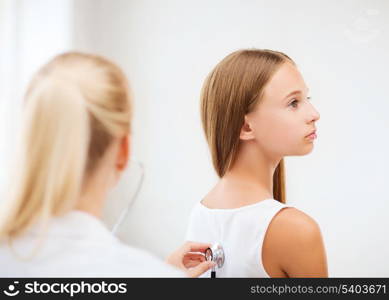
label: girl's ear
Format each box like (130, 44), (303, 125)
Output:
(240, 115), (255, 140)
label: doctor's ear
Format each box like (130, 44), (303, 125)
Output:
(116, 134), (131, 171)
(239, 115), (255, 140)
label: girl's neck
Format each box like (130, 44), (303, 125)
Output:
(229, 142), (280, 185)
(203, 141), (282, 209)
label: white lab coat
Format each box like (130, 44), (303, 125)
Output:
(0, 210), (185, 277)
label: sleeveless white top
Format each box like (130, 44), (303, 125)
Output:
(185, 198), (291, 277)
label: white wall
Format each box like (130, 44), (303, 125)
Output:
(0, 0), (73, 198)
(1, 0), (388, 277)
(0, 0), (18, 197)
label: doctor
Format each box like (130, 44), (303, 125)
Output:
(0, 52), (215, 277)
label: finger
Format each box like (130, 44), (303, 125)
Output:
(183, 256), (206, 267)
(184, 241), (212, 253)
(186, 261), (216, 278)
(184, 260), (204, 268)
(184, 253), (206, 260)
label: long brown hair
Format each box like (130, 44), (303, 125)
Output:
(200, 49), (294, 203)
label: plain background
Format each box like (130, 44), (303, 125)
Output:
(0, 0), (388, 277)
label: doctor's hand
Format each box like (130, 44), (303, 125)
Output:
(166, 241), (216, 277)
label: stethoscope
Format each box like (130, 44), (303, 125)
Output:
(204, 243), (225, 278)
(111, 160), (145, 235)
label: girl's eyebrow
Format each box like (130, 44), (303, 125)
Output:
(283, 90), (302, 101)
(283, 88), (310, 101)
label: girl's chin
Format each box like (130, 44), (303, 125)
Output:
(287, 143), (315, 156)
(300, 143), (315, 155)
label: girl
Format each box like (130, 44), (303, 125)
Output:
(186, 49), (328, 277)
(0, 52), (214, 277)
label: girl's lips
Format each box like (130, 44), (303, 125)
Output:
(306, 132), (317, 140)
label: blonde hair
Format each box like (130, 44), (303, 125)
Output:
(0, 52), (132, 243)
(201, 49), (295, 203)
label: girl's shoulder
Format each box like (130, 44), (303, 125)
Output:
(267, 207), (322, 247)
(272, 207), (320, 231)
(263, 207), (328, 277)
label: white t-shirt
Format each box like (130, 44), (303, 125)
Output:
(0, 210), (185, 277)
(185, 198), (291, 277)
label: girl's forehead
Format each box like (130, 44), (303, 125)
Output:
(263, 63), (308, 101)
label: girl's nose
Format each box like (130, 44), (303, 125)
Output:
(308, 103), (320, 123)
(312, 108), (320, 122)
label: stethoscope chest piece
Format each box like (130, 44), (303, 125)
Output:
(205, 243), (225, 270)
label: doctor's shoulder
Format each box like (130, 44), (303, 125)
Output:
(262, 207), (328, 278)
(107, 242), (186, 277)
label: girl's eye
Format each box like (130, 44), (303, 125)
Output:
(289, 99), (299, 108)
